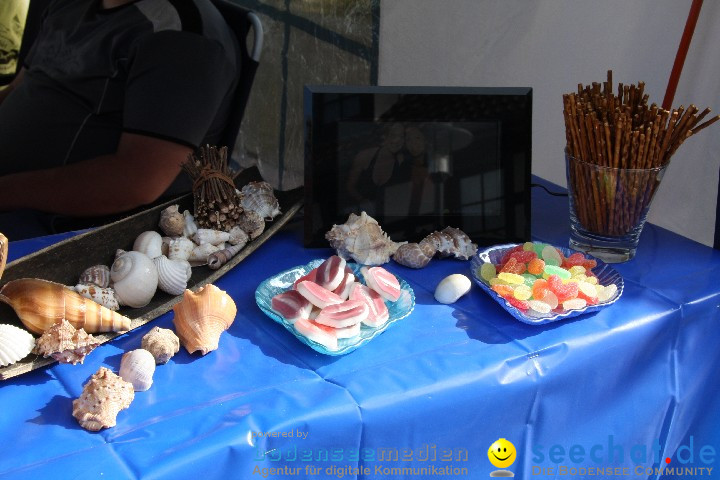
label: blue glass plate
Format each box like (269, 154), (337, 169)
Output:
(470, 244), (624, 325)
(255, 259), (415, 355)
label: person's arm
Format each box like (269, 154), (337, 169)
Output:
(0, 68), (25, 105)
(0, 132), (191, 216)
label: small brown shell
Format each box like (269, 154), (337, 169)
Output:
(237, 210), (265, 239)
(172, 284), (237, 355)
(159, 204), (185, 237)
(392, 241), (436, 268)
(207, 243), (244, 270)
(79, 265), (112, 288)
(141, 326), (180, 364)
(32, 319), (101, 364)
(72, 367), (134, 431)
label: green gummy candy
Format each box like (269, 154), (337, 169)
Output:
(480, 262), (497, 282)
(544, 264), (571, 279)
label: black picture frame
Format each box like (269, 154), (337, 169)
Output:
(303, 85), (532, 248)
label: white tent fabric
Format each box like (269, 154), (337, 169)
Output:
(379, 0), (720, 247)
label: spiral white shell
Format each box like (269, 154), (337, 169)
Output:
(79, 265), (112, 288)
(193, 229), (230, 246)
(110, 251), (158, 308)
(182, 210), (198, 238)
(0, 324), (36, 367)
(189, 243), (222, 264)
(168, 237), (194, 262)
(74, 284), (120, 311)
(133, 231), (163, 259)
(153, 255), (192, 296)
(119, 349), (156, 391)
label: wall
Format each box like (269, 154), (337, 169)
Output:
(378, 0), (720, 247)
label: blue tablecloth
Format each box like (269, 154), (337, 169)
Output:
(2, 180), (719, 480)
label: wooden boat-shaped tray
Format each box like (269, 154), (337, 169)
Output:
(0, 167), (303, 380)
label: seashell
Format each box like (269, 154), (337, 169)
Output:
(325, 211), (403, 265)
(172, 284), (237, 355)
(434, 274), (472, 304)
(193, 228), (230, 246)
(119, 349), (156, 391)
(228, 226), (249, 246)
(182, 210), (198, 238)
(141, 326), (180, 364)
(159, 204), (185, 237)
(153, 255), (192, 296)
(0, 323), (36, 367)
(111, 250), (158, 308)
(0, 278), (131, 335)
(241, 181), (281, 220)
(207, 243), (244, 270)
(133, 231), (163, 259)
(161, 236), (172, 257)
(188, 242), (221, 265)
(32, 318), (101, 364)
(422, 227), (477, 260)
(392, 241), (437, 268)
(79, 265), (112, 288)
(168, 236), (194, 262)
(237, 210), (265, 239)
(0, 232), (7, 281)
(74, 283), (120, 311)
(72, 367), (134, 431)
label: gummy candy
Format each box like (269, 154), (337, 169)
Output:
(597, 283), (618, 302)
(489, 277), (510, 286)
(576, 281), (598, 304)
(480, 262), (497, 282)
(492, 284), (515, 298)
(527, 258), (545, 275)
(532, 278), (550, 300)
(522, 241), (535, 252)
(500, 257), (526, 275)
(568, 265), (586, 275)
(542, 291), (559, 309)
(500, 245), (524, 264)
(541, 245), (562, 266)
(547, 274), (578, 303)
(562, 298), (587, 310)
(528, 299), (552, 314)
(506, 296), (529, 310)
(509, 250), (537, 263)
(498, 272), (525, 285)
(562, 252), (587, 269)
(513, 284), (532, 300)
(521, 273), (537, 287)
(544, 264), (571, 280)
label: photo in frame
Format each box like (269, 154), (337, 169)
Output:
(303, 85), (532, 247)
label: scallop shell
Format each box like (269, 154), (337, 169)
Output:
(141, 326), (180, 364)
(153, 255), (192, 296)
(0, 323), (36, 367)
(0, 278), (131, 335)
(133, 231), (163, 259)
(159, 204), (185, 237)
(72, 367), (134, 431)
(325, 211), (403, 265)
(168, 236), (194, 262)
(111, 251), (158, 308)
(0, 232), (8, 281)
(172, 284), (237, 355)
(74, 283), (120, 311)
(193, 228), (230, 246)
(32, 318), (101, 364)
(182, 210), (198, 238)
(392, 241), (437, 268)
(423, 227), (477, 260)
(237, 210), (265, 239)
(78, 265), (112, 288)
(241, 181), (281, 220)
(119, 349), (156, 391)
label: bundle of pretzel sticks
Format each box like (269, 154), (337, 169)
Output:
(563, 70), (719, 236)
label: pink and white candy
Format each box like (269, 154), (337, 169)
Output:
(271, 290), (312, 324)
(361, 266), (402, 302)
(296, 280), (344, 309)
(316, 255), (347, 291)
(315, 300), (368, 328)
(293, 318), (338, 351)
(349, 283), (389, 327)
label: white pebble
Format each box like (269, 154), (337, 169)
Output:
(434, 274), (472, 304)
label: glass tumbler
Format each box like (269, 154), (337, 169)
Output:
(566, 153), (667, 263)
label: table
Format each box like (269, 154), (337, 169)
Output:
(2, 179), (719, 480)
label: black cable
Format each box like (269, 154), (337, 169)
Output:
(531, 183), (568, 197)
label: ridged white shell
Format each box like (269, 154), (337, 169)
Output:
(153, 255), (192, 296)
(133, 231), (163, 259)
(182, 210), (198, 238)
(0, 324), (36, 367)
(168, 237), (194, 262)
(119, 349), (156, 391)
(110, 251), (158, 308)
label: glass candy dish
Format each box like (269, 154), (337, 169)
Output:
(471, 244), (623, 325)
(256, 259), (415, 355)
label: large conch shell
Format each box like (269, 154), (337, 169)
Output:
(32, 318), (101, 364)
(0, 278), (131, 335)
(172, 284), (237, 355)
(111, 250), (158, 308)
(0, 323), (36, 367)
(72, 367), (134, 431)
(325, 211), (403, 265)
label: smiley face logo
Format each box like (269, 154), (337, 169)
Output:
(488, 438), (516, 469)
